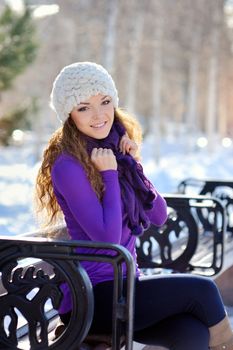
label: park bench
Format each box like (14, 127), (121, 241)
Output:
(0, 237), (135, 350)
(177, 178), (233, 274)
(136, 194), (226, 277)
(0, 179), (232, 350)
(177, 178), (233, 306)
(178, 178), (233, 236)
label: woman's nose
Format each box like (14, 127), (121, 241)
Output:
(92, 106), (102, 119)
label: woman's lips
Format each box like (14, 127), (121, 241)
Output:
(91, 121), (107, 129)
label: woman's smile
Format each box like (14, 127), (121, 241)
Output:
(91, 121), (107, 129)
(70, 94), (114, 139)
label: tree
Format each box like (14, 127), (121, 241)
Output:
(0, 3), (38, 145)
(0, 3), (38, 92)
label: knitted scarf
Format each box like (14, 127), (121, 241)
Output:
(84, 119), (155, 236)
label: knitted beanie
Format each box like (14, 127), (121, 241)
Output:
(50, 62), (119, 122)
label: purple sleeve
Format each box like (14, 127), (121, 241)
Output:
(146, 192), (168, 226)
(52, 157), (122, 243)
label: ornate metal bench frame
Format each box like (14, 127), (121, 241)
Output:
(0, 237), (135, 350)
(178, 178), (233, 234)
(136, 194), (226, 276)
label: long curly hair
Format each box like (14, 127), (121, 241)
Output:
(34, 108), (142, 229)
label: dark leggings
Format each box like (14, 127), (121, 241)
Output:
(60, 274), (226, 350)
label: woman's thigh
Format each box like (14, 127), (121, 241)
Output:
(89, 274), (225, 334)
(133, 274), (225, 331)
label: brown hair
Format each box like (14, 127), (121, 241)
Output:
(34, 108), (142, 228)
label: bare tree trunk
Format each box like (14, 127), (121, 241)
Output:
(102, 0), (118, 72)
(187, 54), (199, 132)
(125, 10), (144, 113)
(218, 77), (228, 137)
(206, 29), (219, 152)
(152, 17), (163, 163)
(186, 31), (200, 151)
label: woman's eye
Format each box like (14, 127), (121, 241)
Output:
(102, 99), (111, 105)
(78, 106), (88, 112)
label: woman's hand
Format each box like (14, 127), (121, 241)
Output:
(119, 134), (138, 158)
(91, 148), (117, 171)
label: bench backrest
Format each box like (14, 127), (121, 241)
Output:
(178, 178), (233, 234)
(136, 194), (226, 276)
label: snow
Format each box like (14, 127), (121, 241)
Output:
(0, 143), (40, 236)
(142, 134), (233, 193)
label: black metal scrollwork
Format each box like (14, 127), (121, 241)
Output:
(0, 262), (62, 349)
(178, 179), (233, 235)
(199, 184), (233, 235)
(0, 237), (135, 350)
(136, 194), (225, 276)
(0, 240), (94, 350)
(136, 196), (198, 273)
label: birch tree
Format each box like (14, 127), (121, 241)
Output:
(151, 10), (164, 162)
(125, 2), (145, 114)
(205, 1), (223, 151)
(102, 0), (118, 73)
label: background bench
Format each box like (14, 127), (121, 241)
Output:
(178, 178), (233, 236)
(136, 194), (226, 277)
(177, 178), (233, 307)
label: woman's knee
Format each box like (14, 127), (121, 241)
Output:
(166, 314), (210, 350)
(171, 314), (210, 349)
(184, 276), (225, 326)
(196, 277), (220, 297)
(134, 314), (210, 350)
(195, 278), (224, 313)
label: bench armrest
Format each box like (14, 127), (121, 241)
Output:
(0, 236), (135, 350)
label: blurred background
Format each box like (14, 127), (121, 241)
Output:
(0, 0), (233, 235)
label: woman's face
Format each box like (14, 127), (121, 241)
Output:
(70, 94), (114, 139)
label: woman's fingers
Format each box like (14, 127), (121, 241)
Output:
(119, 135), (138, 157)
(91, 148), (117, 171)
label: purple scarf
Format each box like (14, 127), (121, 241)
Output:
(84, 119), (155, 236)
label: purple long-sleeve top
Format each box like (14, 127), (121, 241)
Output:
(51, 153), (167, 313)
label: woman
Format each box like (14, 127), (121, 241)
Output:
(35, 62), (233, 350)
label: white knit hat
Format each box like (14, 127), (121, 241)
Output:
(50, 62), (119, 122)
